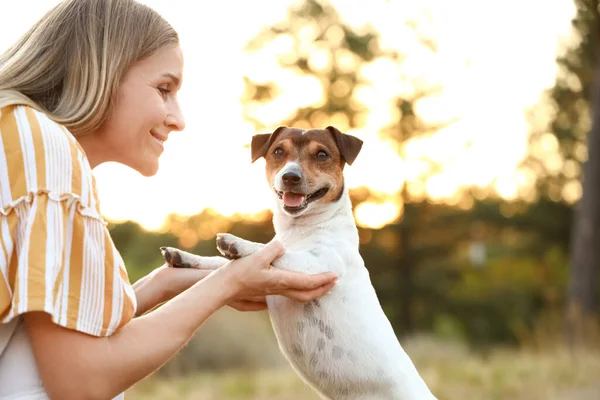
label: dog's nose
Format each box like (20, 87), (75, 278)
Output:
(282, 171), (302, 185)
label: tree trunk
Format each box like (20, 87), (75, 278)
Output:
(398, 218), (414, 335)
(566, 54), (600, 347)
(397, 185), (416, 336)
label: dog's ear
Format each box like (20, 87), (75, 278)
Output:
(251, 126), (287, 163)
(325, 126), (363, 166)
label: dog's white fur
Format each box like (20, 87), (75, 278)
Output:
(161, 146), (436, 400)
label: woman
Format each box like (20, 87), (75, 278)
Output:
(0, 1), (338, 399)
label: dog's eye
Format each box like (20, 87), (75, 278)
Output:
(316, 150), (329, 160)
(273, 147), (284, 157)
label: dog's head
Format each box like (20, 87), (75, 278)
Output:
(251, 126), (363, 217)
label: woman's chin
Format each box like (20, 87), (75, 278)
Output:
(126, 158), (159, 177)
(139, 162), (159, 177)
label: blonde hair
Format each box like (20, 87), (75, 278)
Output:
(0, 0), (178, 136)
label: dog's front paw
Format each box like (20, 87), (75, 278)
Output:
(216, 233), (241, 260)
(160, 246), (194, 268)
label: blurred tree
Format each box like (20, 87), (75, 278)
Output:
(525, 1), (596, 201)
(563, 0), (600, 347)
(242, 0), (384, 131)
(518, 0), (600, 344)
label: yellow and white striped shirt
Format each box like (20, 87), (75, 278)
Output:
(0, 104), (137, 335)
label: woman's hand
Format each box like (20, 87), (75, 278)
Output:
(217, 240), (338, 305)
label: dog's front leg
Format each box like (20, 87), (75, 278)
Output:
(217, 233), (335, 275)
(160, 246), (229, 270)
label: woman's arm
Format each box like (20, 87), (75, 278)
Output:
(25, 241), (337, 400)
(132, 265), (212, 316)
(25, 268), (230, 400)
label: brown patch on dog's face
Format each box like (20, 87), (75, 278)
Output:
(251, 126), (363, 215)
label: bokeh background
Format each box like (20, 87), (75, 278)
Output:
(2, 1), (600, 399)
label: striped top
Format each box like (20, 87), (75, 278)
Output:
(0, 105), (137, 337)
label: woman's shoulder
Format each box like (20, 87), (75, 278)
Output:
(0, 104), (101, 218)
(0, 104), (83, 156)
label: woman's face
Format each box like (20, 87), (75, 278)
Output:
(90, 43), (185, 176)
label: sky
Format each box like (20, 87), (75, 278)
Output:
(0, 0), (577, 230)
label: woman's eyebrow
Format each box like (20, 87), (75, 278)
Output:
(161, 72), (181, 87)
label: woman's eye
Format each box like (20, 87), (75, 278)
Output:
(158, 87), (170, 96)
(316, 150), (329, 160)
(273, 147), (284, 157)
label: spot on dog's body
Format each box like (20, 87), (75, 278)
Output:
(309, 351), (319, 367)
(318, 320), (326, 333)
(332, 346), (343, 359)
(304, 302), (314, 316)
(292, 344), (304, 358)
(323, 324), (334, 340)
(303, 302), (319, 326)
(317, 338), (326, 351)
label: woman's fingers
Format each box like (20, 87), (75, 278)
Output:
(254, 240), (285, 265)
(243, 295), (268, 302)
(229, 279), (336, 307)
(228, 299), (269, 312)
(274, 270), (338, 291)
(279, 280), (337, 302)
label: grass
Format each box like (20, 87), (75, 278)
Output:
(127, 336), (600, 400)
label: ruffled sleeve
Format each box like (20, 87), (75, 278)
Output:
(0, 105), (136, 336)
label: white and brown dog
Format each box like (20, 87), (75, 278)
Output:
(161, 126), (436, 400)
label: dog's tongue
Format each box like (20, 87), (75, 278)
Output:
(283, 192), (306, 208)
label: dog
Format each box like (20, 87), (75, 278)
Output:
(160, 126), (436, 399)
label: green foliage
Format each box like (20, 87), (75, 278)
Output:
(108, 221), (179, 282)
(110, 204), (573, 350)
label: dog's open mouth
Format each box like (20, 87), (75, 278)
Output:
(275, 187), (329, 213)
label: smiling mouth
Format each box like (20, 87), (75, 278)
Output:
(150, 131), (167, 146)
(274, 187), (329, 213)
